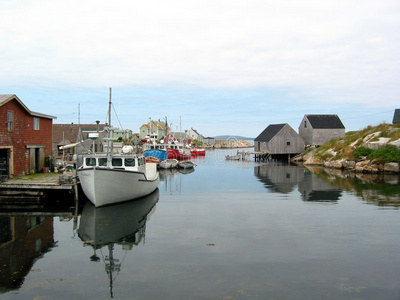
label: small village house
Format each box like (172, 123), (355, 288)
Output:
(0, 94), (56, 179)
(299, 114), (345, 147)
(139, 119), (169, 141)
(254, 123), (305, 159)
(186, 128), (204, 142)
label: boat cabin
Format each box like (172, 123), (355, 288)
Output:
(78, 154), (146, 171)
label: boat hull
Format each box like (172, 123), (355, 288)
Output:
(178, 161), (195, 169)
(167, 148), (191, 160)
(158, 159), (179, 169)
(144, 149), (168, 161)
(78, 166), (159, 207)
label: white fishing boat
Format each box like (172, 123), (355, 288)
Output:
(158, 158), (179, 169)
(77, 89), (159, 207)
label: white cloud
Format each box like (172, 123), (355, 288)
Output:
(1, 0), (399, 106)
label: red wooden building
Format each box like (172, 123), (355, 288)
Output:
(0, 94), (56, 179)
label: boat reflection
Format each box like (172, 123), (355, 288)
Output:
(158, 168), (181, 194)
(77, 189), (159, 297)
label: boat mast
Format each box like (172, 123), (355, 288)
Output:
(107, 88), (113, 167)
(108, 87), (112, 127)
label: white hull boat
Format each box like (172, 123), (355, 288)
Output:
(77, 88), (159, 207)
(78, 154), (159, 207)
(158, 158), (179, 169)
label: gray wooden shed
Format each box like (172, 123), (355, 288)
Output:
(299, 114), (345, 147)
(254, 123), (305, 156)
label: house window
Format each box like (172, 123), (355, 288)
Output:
(34, 118), (40, 130)
(7, 112), (13, 132)
(287, 142), (291, 146)
(304, 121), (307, 128)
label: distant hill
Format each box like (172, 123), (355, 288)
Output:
(213, 135), (254, 140)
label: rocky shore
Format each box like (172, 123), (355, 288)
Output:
(293, 149), (400, 174)
(292, 124), (400, 174)
(213, 139), (253, 148)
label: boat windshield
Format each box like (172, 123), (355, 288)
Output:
(112, 158), (123, 167)
(125, 158), (135, 167)
(98, 158), (107, 166)
(86, 158), (96, 166)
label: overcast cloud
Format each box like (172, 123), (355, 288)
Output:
(1, 0), (399, 136)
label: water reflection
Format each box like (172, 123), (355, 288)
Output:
(0, 215), (56, 292)
(299, 169), (342, 203)
(158, 168), (182, 194)
(305, 166), (400, 208)
(254, 164), (343, 203)
(77, 189), (159, 298)
(254, 164), (304, 194)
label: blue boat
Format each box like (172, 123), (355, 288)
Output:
(144, 149), (168, 161)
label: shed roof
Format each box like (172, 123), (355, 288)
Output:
(255, 123), (286, 142)
(393, 109), (400, 124)
(0, 94), (56, 119)
(53, 124), (106, 144)
(305, 114), (344, 129)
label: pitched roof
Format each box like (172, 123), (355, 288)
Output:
(255, 123), (286, 142)
(0, 94), (56, 119)
(393, 109), (400, 124)
(53, 124), (106, 144)
(305, 114), (345, 129)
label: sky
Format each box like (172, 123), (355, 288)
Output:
(1, 0), (399, 138)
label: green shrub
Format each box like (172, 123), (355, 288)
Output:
(368, 145), (400, 163)
(353, 147), (372, 159)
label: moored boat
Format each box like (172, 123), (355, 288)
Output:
(158, 158), (179, 169)
(190, 148), (206, 156)
(166, 148), (191, 160)
(77, 89), (159, 207)
(178, 160), (196, 169)
(144, 149), (168, 161)
(225, 154), (240, 160)
(145, 156), (160, 164)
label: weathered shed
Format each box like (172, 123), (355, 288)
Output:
(254, 123), (305, 156)
(299, 114), (345, 147)
(392, 109), (400, 124)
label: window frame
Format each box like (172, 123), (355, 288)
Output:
(33, 117), (40, 130)
(7, 111), (13, 132)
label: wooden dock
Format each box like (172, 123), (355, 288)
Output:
(237, 151), (271, 161)
(0, 173), (76, 204)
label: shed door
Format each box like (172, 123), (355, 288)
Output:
(29, 147), (45, 173)
(0, 149), (9, 181)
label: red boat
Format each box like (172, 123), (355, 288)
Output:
(167, 148), (191, 160)
(190, 148), (206, 156)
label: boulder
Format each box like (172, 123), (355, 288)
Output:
(383, 162), (400, 173)
(304, 157), (324, 165)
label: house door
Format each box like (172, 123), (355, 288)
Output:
(0, 149), (9, 181)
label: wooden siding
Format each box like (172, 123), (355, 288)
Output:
(0, 97), (53, 177)
(299, 115), (345, 146)
(255, 124), (304, 154)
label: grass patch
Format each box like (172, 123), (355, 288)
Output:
(14, 172), (59, 181)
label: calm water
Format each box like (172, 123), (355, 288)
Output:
(1, 149), (400, 299)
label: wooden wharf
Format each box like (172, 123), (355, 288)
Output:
(237, 151), (271, 161)
(0, 173), (76, 205)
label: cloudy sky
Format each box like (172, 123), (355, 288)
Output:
(1, 0), (399, 137)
